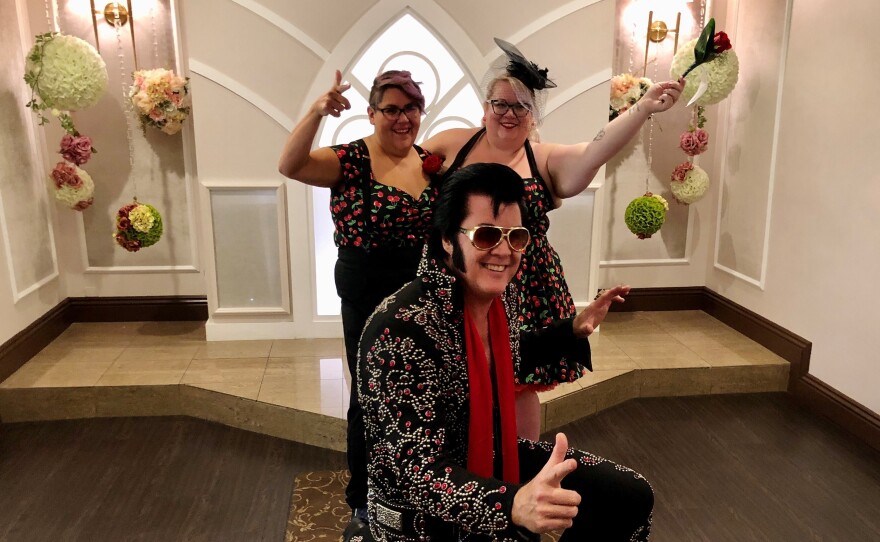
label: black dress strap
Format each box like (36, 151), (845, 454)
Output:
(444, 128), (486, 179)
(523, 138), (550, 193)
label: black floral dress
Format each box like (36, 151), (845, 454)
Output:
(330, 140), (436, 249)
(444, 129), (582, 390)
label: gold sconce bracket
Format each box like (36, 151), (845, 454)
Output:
(89, 0), (138, 70)
(643, 11), (682, 76)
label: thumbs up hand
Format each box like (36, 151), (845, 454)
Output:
(511, 433), (581, 533)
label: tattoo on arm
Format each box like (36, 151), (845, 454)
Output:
(593, 129), (606, 141)
(628, 102), (641, 116)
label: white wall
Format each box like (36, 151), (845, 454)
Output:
(0, 0), (66, 345)
(706, 0), (880, 415)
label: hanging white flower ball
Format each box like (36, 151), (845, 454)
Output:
(670, 162), (710, 205)
(26, 34), (108, 111)
(670, 37), (739, 106)
(49, 161), (95, 211)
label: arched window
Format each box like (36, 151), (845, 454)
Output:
(312, 13), (483, 315)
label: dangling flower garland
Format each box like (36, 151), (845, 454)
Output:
(665, 16), (739, 206)
(129, 68), (191, 135)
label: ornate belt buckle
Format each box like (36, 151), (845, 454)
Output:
(375, 501), (404, 531)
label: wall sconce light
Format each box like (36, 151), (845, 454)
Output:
(101, 2), (130, 25)
(643, 10), (681, 76)
(88, 0), (138, 69)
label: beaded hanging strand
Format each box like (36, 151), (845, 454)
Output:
(113, 9), (137, 198)
(43, 0), (59, 32)
(150, 3), (160, 68)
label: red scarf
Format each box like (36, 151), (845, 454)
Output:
(464, 297), (520, 483)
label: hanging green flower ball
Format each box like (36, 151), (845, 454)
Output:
(625, 193), (668, 239)
(114, 202), (163, 252)
(25, 33), (108, 112)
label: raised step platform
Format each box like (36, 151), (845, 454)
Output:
(0, 312), (788, 451)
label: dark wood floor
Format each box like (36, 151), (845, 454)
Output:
(0, 393), (877, 541)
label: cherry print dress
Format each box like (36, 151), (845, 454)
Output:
(444, 129), (585, 390)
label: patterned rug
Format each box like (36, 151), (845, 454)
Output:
(285, 470), (559, 541)
(285, 470), (350, 542)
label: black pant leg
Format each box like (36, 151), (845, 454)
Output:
(518, 440), (654, 541)
(336, 246), (423, 510)
(336, 257), (372, 510)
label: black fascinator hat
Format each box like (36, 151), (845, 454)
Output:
(494, 37), (556, 90)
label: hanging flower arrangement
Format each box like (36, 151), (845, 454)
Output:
(24, 32), (108, 134)
(680, 128), (709, 156)
(670, 162), (710, 205)
(625, 192), (668, 239)
(670, 19), (738, 106)
(609, 73), (653, 120)
(129, 69), (191, 135)
(115, 201), (164, 252)
(58, 134), (94, 165)
(50, 162), (94, 211)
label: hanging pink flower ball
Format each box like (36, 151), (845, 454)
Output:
(680, 129), (709, 156)
(671, 161), (695, 182)
(58, 134), (93, 165)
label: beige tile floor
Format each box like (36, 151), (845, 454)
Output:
(0, 311), (788, 450)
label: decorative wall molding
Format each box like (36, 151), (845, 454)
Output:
(490, 0), (607, 64)
(226, 0), (330, 60)
(713, 0), (794, 288)
(189, 60), (295, 132)
(601, 258), (690, 267)
(545, 68), (612, 116)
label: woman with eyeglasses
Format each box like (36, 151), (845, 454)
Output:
(278, 69), (439, 541)
(422, 39), (685, 441)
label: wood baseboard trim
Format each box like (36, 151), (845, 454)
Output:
(0, 296), (207, 384)
(0, 300), (72, 383)
(606, 286), (880, 451)
(793, 375), (880, 452)
(67, 295), (209, 322)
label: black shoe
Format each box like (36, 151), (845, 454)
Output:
(341, 516), (371, 542)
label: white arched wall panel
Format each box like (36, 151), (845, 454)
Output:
(188, 0), (616, 339)
(713, 0), (789, 288)
(254, 0), (377, 53)
(183, 0), (323, 125)
(0, 0), (58, 302)
(440, 0), (598, 55)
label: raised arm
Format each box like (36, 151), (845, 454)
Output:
(277, 70), (352, 187)
(543, 78), (685, 199)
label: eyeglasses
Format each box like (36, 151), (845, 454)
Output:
(375, 103), (422, 120)
(459, 225), (530, 252)
(486, 100), (532, 118)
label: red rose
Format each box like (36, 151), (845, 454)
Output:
(422, 154), (444, 175)
(713, 31), (732, 53)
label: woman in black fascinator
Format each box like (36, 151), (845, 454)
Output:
(423, 38), (685, 440)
